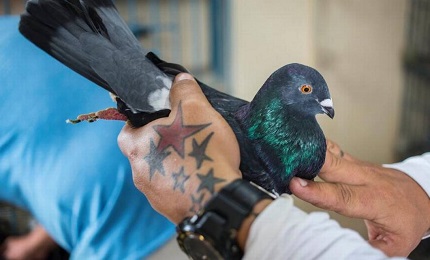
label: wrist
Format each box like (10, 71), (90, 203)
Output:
(177, 179), (275, 259)
(29, 226), (57, 250)
(180, 173), (241, 222)
(236, 198), (273, 250)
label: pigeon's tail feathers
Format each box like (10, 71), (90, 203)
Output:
(19, 0), (142, 94)
(19, 13), (109, 90)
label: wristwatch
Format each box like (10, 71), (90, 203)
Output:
(176, 179), (275, 259)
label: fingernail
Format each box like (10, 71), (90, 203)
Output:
(175, 73), (194, 82)
(297, 178), (308, 187)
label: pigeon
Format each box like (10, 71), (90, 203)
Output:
(19, 0), (334, 194)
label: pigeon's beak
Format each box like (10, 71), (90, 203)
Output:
(320, 99), (335, 119)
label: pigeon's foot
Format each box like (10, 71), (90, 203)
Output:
(66, 107), (128, 124)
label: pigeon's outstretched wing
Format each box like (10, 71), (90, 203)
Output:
(19, 0), (173, 118)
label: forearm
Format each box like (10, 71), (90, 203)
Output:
(30, 225), (57, 249)
(383, 152), (430, 197)
(236, 198), (273, 249)
(244, 195), (406, 260)
(383, 152), (430, 239)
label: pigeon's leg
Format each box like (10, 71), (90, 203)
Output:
(66, 107), (127, 124)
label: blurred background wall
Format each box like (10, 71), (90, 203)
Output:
(230, 0), (408, 164)
(229, 0), (409, 237)
(2, 0), (429, 243)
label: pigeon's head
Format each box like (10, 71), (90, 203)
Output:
(256, 63), (334, 119)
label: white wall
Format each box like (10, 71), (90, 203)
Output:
(230, 0), (315, 100)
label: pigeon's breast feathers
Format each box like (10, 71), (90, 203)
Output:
(235, 63), (334, 193)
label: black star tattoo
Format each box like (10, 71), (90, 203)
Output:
(188, 132), (214, 169)
(196, 168), (225, 194)
(189, 193), (205, 214)
(144, 139), (171, 181)
(172, 166), (190, 193)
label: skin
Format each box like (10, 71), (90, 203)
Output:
(0, 225), (58, 260)
(118, 73), (273, 250)
(290, 140), (430, 257)
(118, 73), (242, 222)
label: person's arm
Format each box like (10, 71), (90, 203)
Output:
(0, 225), (58, 260)
(384, 153), (430, 239)
(118, 73), (403, 259)
(290, 141), (430, 257)
(245, 195), (406, 260)
(384, 153), (430, 198)
(118, 73), (242, 223)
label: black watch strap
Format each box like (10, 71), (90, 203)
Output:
(204, 179), (275, 229)
(177, 179), (275, 259)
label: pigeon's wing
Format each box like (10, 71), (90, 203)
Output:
(195, 81), (281, 192)
(19, 0), (171, 113)
(236, 130), (280, 193)
(233, 104), (292, 194)
(250, 138), (292, 194)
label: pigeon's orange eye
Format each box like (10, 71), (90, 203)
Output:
(300, 85), (313, 94)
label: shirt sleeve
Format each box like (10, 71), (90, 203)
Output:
(244, 195), (406, 260)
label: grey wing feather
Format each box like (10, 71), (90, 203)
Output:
(80, 32), (172, 112)
(19, 0), (171, 113)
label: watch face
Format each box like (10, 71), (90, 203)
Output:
(179, 233), (223, 260)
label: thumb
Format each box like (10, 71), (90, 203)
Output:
(169, 73), (209, 109)
(290, 177), (371, 219)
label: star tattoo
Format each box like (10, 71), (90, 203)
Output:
(196, 168), (225, 194)
(144, 139), (171, 181)
(188, 132), (214, 169)
(172, 166), (190, 193)
(153, 104), (210, 158)
(189, 193), (205, 214)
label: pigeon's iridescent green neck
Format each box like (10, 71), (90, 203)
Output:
(246, 99), (325, 184)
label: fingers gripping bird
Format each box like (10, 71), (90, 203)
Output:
(19, 0), (334, 194)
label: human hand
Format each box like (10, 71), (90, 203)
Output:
(289, 140), (430, 257)
(118, 73), (242, 224)
(0, 226), (57, 260)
